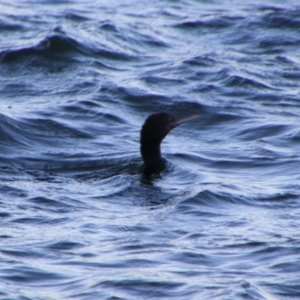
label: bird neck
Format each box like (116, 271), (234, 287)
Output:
(140, 138), (165, 175)
(141, 140), (162, 164)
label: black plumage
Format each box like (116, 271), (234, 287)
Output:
(140, 112), (199, 175)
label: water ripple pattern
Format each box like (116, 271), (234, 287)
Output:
(0, 0), (300, 299)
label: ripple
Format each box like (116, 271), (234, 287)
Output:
(177, 189), (247, 211)
(0, 112), (93, 159)
(13, 217), (69, 225)
(0, 18), (23, 31)
(0, 1), (300, 299)
(222, 75), (273, 90)
(94, 278), (186, 298)
(175, 15), (241, 30)
(28, 196), (75, 213)
(0, 266), (68, 283)
(183, 55), (217, 67)
(260, 8), (300, 30)
(236, 124), (290, 141)
(46, 240), (86, 251)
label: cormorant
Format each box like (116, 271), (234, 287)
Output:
(140, 112), (199, 175)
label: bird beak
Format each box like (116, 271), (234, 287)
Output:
(170, 114), (200, 129)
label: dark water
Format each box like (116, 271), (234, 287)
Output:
(1, 0), (300, 299)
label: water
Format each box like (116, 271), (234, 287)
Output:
(1, 0), (300, 299)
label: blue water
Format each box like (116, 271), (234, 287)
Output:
(1, 0), (300, 299)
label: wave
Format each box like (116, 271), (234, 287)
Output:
(1, 32), (81, 64)
(209, 68), (275, 91)
(0, 17), (23, 32)
(174, 15), (243, 30)
(236, 124), (290, 141)
(0, 113), (91, 151)
(0, 27), (136, 67)
(183, 55), (217, 67)
(222, 75), (273, 90)
(259, 7), (300, 30)
(174, 189), (249, 215)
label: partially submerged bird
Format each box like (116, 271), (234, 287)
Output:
(140, 112), (199, 176)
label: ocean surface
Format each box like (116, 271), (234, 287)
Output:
(1, 0), (300, 299)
